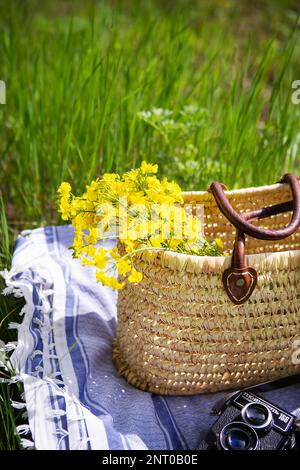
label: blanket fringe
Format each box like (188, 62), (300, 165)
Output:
(3, 341), (18, 352)
(1, 260), (91, 450)
(16, 424), (31, 436)
(20, 438), (35, 449)
(8, 322), (21, 330)
(11, 400), (27, 410)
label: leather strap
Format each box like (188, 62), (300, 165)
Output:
(209, 174), (300, 241)
(209, 174), (300, 304)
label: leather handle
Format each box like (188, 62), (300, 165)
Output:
(209, 174), (300, 305)
(209, 174), (300, 241)
(231, 201), (295, 270)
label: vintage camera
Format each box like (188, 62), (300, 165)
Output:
(199, 390), (298, 450)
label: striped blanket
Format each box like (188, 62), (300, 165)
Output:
(2, 226), (300, 449)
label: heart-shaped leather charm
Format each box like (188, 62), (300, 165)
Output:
(222, 266), (257, 305)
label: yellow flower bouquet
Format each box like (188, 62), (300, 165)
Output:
(57, 162), (223, 289)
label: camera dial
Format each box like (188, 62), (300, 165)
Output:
(218, 422), (260, 450)
(241, 402), (273, 432)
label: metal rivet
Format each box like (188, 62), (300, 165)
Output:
(236, 278), (245, 287)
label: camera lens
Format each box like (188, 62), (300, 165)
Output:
(227, 429), (250, 450)
(241, 402), (273, 431)
(246, 405), (266, 425)
(218, 422), (259, 450)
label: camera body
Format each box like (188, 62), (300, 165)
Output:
(199, 390), (296, 450)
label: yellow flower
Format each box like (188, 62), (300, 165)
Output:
(184, 215), (202, 242)
(134, 220), (149, 239)
(85, 228), (98, 245)
(83, 245), (96, 257)
(73, 232), (84, 252)
(110, 247), (120, 260)
(86, 181), (99, 202)
(126, 229), (139, 241)
(59, 197), (71, 220)
(70, 198), (84, 217)
(96, 271), (124, 290)
(215, 238), (224, 250)
(168, 239), (181, 249)
(96, 271), (107, 284)
(123, 239), (135, 253)
(141, 161), (158, 174)
(128, 193), (147, 205)
(128, 268), (143, 283)
(57, 161), (223, 291)
(57, 182), (72, 196)
(81, 257), (94, 266)
(149, 192), (168, 204)
(149, 237), (163, 247)
(123, 169), (140, 186)
(109, 278), (125, 290)
(57, 182), (72, 220)
(94, 248), (109, 269)
(161, 178), (183, 203)
(116, 258), (132, 275)
(102, 173), (118, 182)
(146, 176), (161, 191)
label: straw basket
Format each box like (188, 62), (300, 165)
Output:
(113, 174), (300, 394)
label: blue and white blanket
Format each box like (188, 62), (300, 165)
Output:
(1, 226), (300, 450)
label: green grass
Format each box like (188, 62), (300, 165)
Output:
(0, 0), (300, 449)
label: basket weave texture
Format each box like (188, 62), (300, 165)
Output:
(113, 182), (300, 394)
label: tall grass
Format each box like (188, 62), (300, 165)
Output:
(0, 0), (299, 226)
(0, 0), (299, 449)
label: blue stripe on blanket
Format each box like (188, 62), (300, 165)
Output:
(152, 395), (188, 450)
(3, 225), (300, 450)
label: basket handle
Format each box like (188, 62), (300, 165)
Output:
(209, 173), (300, 241)
(208, 173), (300, 305)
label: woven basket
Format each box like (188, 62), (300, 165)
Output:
(113, 175), (300, 395)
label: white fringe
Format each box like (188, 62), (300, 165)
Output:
(9, 374), (23, 384)
(16, 424), (31, 435)
(30, 350), (43, 359)
(20, 438), (35, 449)
(34, 365), (44, 373)
(47, 409), (67, 418)
(19, 305), (27, 316)
(3, 287), (24, 298)
(20, 229), (32, 237)
(2, 286), (16, 296)
(73, 438), (90, 450)
(8, 322), (21, 330)
(3, 342), (18, 352)
(55, 428), (69, 449)
(1, 266), (84, 450)
(33, 317), (44, 327)
(43, 289), (54, 297)
(11, 400), (26, 410)
(51, 378), (65, 386)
